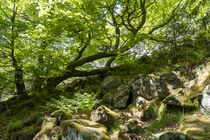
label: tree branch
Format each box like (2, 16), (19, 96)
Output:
(74, 37), (91, 61)
(132, 0), (146, 34)
(67, 52), (117, 70)
(148, 0), (183, 34)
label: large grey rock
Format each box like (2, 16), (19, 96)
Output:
(102, 76), (121, 90)
(131, 74), (159, 101)
(90, 105), (119, 129)
(61, 119), (110, 140)
(200, 85), (210, 114)
(131, 73), (183, 101)
(102, 85), (130, 109)
(158, 73), (184, 99)
(113, 86), (130, 109)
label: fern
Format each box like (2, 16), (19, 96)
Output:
(42, 92), (99, 117)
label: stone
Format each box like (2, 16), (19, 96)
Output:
(90, 105), (119, 129)
(128, 97), (156, 121)
(60, 119), (111, 140)
(33, 116), (57, 140)
(131, 73), (184, 101)
(200, 85), (210, 114)
(131, 74), (159, 101)
(163, 93), (183, 106)
(159, 132), (189, 140)
(128, 97), (148, 120)
(102, 85), (130, 109)
(158, 73), (184, 99)
(102, 76), (121, 90)
(113, 85), (130, 109)
(120, 119), (144, 134)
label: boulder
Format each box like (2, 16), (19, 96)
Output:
(90, 105), (119, 129)
(33, 116), (57, 140)
(159, 132), (189, 140)
(102, 85), (130, 109)
(113, 86), (130, 109)
(128, 97), (156, 121)
(119, 118), (144, 140)
(102, 76), (121, 90)
(131, 73), (184, 101)
(60, 119), (111, 140)
(200, 85), (210, 114)
(131, 74), (159, 101)
(163, 92), (183, 107)
(158, 73), (184, 99)
(120, 119), (144, 134)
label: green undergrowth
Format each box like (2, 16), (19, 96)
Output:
(42, 92), (100, 119)
(0, 105), (43, 139)
(145, 106), (189, 137)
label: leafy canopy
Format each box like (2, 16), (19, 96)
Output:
(0, 0), (209, 94)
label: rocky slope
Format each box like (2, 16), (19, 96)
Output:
(0, 62), (209, 140)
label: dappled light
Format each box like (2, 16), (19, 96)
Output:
(0, 0), (209, 139)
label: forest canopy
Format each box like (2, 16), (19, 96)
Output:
(0, 0), (209, 95)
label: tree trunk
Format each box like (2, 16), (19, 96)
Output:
(11, 49), (26, 95)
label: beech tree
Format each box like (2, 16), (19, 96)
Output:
(0, 0), (208, 94)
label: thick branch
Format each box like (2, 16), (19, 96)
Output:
(47, 51), (117, 88)
(71, 67), (112, 77)
(67, 52), (117, 70)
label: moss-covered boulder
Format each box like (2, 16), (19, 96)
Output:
(158, 73), (184, 99)
(102, 85), (130, 109)
(113, 85), (130, 109)
(90, 105), (119, 129)
(33, 116), (57, 140)
(128, 97), (157, 121)
(60, 119), (111, 140)
(163, 88), (184, 106)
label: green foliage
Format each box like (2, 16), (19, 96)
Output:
(43, 92), (100, 117)
(145, 110), (185, 136)
(7, 119), (24, 132)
